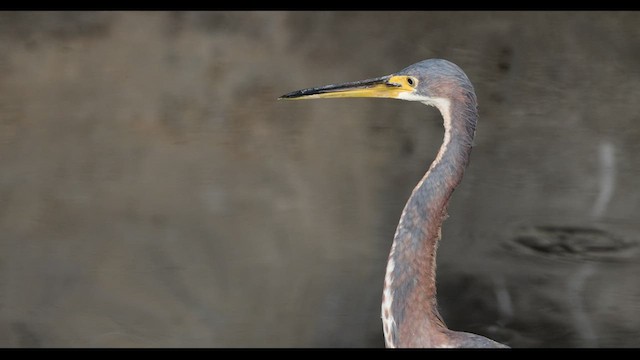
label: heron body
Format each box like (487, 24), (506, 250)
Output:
(280, 59), (509, 348)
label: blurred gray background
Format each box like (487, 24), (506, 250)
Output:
(0, 11), (639, 348)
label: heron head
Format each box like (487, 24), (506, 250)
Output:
(278, 59), (474, 107)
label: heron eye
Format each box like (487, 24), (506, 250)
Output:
(407, 77), (417, 87)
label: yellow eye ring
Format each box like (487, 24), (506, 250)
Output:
(406, 77), (418, 87)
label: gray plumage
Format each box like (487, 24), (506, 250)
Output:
(280, 59), (509, 349)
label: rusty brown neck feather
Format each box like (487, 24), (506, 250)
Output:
(382, 95), (477, 348)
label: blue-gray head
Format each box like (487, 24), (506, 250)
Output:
(280, 59), (478, 149)
(394, 59), (476, 105)
(279, 58), (476, 111)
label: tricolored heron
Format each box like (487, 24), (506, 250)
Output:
(279, 59), (509, 348)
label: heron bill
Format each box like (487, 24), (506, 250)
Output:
(278, 75), (418, 100)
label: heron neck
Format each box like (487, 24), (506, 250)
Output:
(382, 98), (477, 348)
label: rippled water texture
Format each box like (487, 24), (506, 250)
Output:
(0, 12), (639, 347)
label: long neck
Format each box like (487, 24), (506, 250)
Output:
(382, 96), (478, 348)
